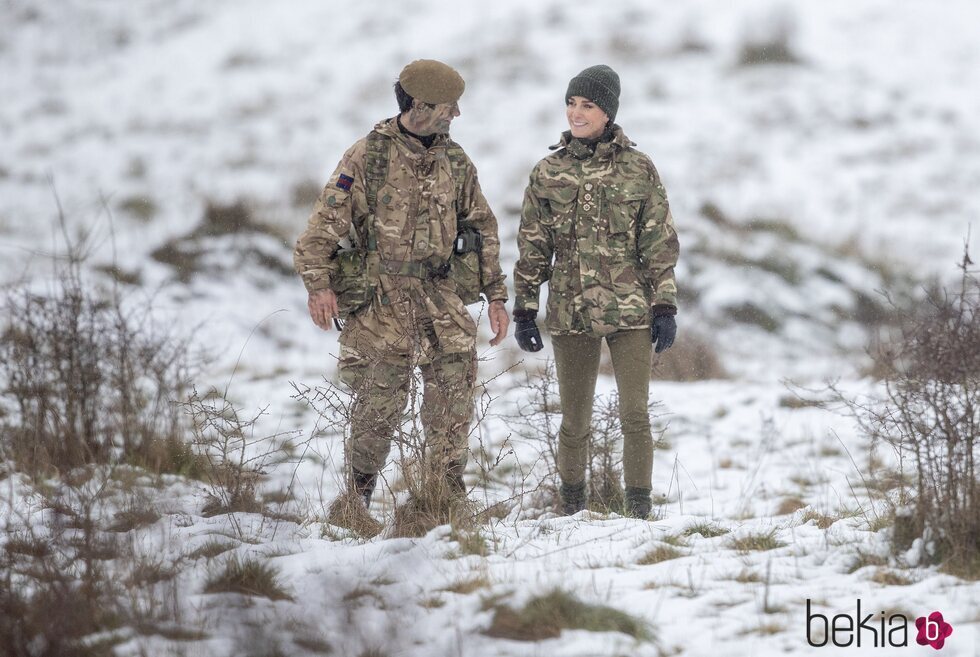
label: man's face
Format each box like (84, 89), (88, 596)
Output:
(410, 99), (460, 135)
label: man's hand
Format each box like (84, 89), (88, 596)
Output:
(487, 299), (509, 346)
(308, 289), (339, 330)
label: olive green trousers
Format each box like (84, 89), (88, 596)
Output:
(552, 328), (653, 489)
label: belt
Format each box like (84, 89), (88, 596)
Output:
(380, 258), (450, 280)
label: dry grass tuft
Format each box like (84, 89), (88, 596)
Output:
(683, 521), (730, 538)
(326, 492), (382, 539)
(729, 530), (785, 553)
(485, 589), (653, 642)
(776, 497), (807, 516)
(638, 544), (684, 565)
(204, 555), (293, 601)
(390, 484), (476, 539)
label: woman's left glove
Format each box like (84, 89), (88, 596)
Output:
(513, 309), (544, 352)
(650, 306), (677, 353)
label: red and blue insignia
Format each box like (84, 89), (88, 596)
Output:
(336, 174), (354, 191)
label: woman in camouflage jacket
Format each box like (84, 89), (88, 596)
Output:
(512, 65), (679, 519)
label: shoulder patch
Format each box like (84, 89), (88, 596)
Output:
(336, 174), (354, 191)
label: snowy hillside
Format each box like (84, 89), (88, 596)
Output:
(1, 1), (979, 655)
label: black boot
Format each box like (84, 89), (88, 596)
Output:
(625, 486), (652, 519)
(352, 469), (377, 508)
(560, 480), (587, 515)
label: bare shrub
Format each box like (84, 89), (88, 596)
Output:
(0, 222), (192, 477)
(180, 387), (299, 523)
(842, 249), (980, 577)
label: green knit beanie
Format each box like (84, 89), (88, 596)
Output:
(565, 64), (620, 122)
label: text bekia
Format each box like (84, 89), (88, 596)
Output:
(806, 599), (908, 648)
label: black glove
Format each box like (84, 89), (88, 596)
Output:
(514, 309), (543, 352)
(650, 308), (677, 354)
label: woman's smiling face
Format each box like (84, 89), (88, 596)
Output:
(566, 95), (609, 140)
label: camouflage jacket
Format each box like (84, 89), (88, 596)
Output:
(514, 125), (678, 336)
(294, 118), (507, 356)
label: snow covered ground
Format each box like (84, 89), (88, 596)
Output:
(2, 1), (979, 655)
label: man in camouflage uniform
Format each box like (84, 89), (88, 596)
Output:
(513, 65), (678, 518)
(294, 60), (509, 507)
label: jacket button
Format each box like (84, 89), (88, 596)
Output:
(584, 193), (593, 201)
(584, 183), (593, 191)
(583, 203), (592, 211)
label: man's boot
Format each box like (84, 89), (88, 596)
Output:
(559, 480), (587, 515)
(352, 469), (377, 508)
(625, 486), (652, 519)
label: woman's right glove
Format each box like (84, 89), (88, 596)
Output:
(513, 309), (543, 352)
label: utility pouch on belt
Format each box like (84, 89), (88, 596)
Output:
(448, 223), (483, 305)
(331, 246), (378, 319)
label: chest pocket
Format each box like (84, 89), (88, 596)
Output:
(538, 185), (577, 221)
(603, 185), (647, 233)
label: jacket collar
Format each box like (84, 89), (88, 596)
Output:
(549, 124), (634, 159)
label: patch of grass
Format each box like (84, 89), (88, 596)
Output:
(650, 330), (728, 381)
(188, 538), (238, 560)
(117, 195), (157, 222)
(776, 497), (807, 516)
(638, 544), (684, 565)
(201, 490), (263, 517)
(262, 488), (294, 504)
(343, 586), (382, 605)
(731, 569), (762, 583)
(390, 486), (475, 539)
(128, 559), (177, 586)
(419, 596), (446, 609)
(723, 302), (783, 333)
(204, 555), (292, 601)
(800, 510), (836, 529)
(325, 491), (382, 539)
(683, 521), (730, 538)
(870, 569), (914, 586)
(940, 551), (980, 580)
(484, 589), (653, 642)
(125, 436), (211, 480)
(443, 576), (491, 595)
(847, 549), (889, 574)
(292, 636), (333, 654)
(108, 504), (160, 533)
(659, 534), (689, 548)
(729, 530), (785, 553)
(778, 395), (825, 409)
(736, 32), (802, 67)
(450, 526), (489, 557)
(95, 264), (142, 286)
(740, 622), (785, 636)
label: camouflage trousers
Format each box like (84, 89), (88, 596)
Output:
(338, 342), (477, 478)
(552, 328), (653, 489)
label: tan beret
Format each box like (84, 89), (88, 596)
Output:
(398, 59), (465, 104)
